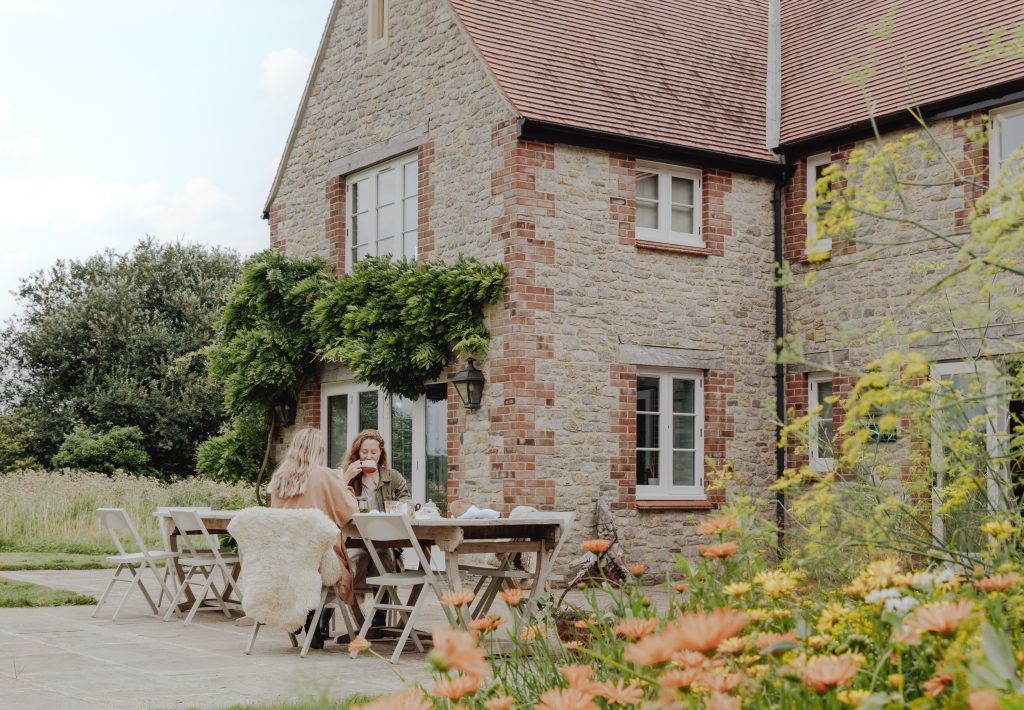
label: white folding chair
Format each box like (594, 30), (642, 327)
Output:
(161, 508), (239, 624)
(350, 513), (452, 663)
(463, 511), (576, 619)
(153, 506), (211, 607)
(93, 508), (177, 621)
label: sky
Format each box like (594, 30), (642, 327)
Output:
(0, 0), (333, 322)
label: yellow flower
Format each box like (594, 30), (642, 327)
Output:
(745, 608), (771, 623)
(808, 635), (830, 650)
(754, 570), (799, 597)
(771, 608), (792, 619)
(862, 558), (901, 590)
(980, 519), (1016, 539)
(723, 582), (751, 596)
(746, 663), (771, 679)
(817, 602), (847, 633)
(838, 689), (871, 707)
(717, 636), (748, 654)
(886, 673), (903, 688)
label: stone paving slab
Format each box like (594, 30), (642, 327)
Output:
(0, 569), (448, 709)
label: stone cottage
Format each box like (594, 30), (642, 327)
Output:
(263, 0), (1024, 572)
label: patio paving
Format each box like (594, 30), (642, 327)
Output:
(0, 568), (452, 709)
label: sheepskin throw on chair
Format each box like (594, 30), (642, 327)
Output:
(228, 507), (341, 631)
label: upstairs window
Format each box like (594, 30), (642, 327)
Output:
(346, 153), (418, 268)
(636, 162), (703, 248)
(991, 102), (1024, 182)
(636, 369), (705, 500)
(368, 0), (388, 53)
(806, 153), (832, 256)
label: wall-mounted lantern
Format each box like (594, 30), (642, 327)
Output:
(451, 357), (485, 409)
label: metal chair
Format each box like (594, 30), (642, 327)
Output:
(349, 513), (451, 663)
(93, 508), (177, 621)
(161, 508), (239, 624)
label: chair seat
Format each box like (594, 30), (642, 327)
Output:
(366, 570), (428, 586)
(106, 551), (177, 564)
(179, 554), (239, 567)
(459, 564), (532, 578)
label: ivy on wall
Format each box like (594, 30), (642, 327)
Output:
(198, 250), (507, 492)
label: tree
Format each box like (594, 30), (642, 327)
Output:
(0, 238), (241, 478)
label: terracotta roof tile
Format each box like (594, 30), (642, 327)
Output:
(780, 0), (1024, 146)
(449, 0), (774, 161)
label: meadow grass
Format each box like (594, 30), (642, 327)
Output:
(0, 576), (96, 607)
(0, 470), (252, 555)
(0, 552), (112, 570)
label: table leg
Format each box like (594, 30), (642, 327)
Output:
(444, 550), (462, 593)
(524, 537), (552, 618)
(168, 532), (198, 613)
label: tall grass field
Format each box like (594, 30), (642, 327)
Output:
(0, 470), (252, 555)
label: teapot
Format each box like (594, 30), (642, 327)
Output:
(414, 500), (441, 520)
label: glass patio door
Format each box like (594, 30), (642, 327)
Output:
(322, 382), (447, 508)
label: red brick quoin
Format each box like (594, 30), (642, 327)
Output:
(783, 147), (854, 264)
(325, 176), (346, 273)
(610, 366), (735, 512)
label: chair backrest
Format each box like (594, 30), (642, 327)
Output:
(167, 508), (223, 561)
(97, 508), (149, 558)
(351, 513), (437, 586)
(154, 506), (211, 551)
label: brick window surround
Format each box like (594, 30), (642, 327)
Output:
(783, 146), (855, 264)
(609, 154), (731, 257)
(610, 365), (733, 512)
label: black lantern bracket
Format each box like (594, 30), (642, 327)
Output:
(451, 357), (486, 410)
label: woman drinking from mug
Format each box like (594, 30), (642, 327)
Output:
(340, 429), (411, 640)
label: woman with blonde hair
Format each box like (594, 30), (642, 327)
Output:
(268, 427), (357, 648)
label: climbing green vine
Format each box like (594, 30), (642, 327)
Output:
(197, 250), (506, 492)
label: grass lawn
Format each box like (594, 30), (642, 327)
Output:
(0, 575), (97, 607)
(0, 552), (112, 570)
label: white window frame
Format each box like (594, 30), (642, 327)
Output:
(635, 369), (706, 501)
(635, 161), (703, 248)
(929, 360), (1010, 548)
(367, 0), (388, 53)
(321, 381), (443, 504)
(807, 374), (835, 472)
(990, 101), (1024, 184)
(345, 153), (418, 271)
(806, 152), (832, 256)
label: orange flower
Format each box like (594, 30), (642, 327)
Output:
(974, 573), (1021, 592)
(520, 624), (544, 642)
(624, 608), (747, 664)
(616, 617), (659, 640)
(581, 539), (611, 553)
(499, 587), (523, 606)
(469, 615), (507, 633)
(672, 583), (690, 593)
(441, 590), (477, 607)
(559, 664), (594, 690)
(434, 674), (481, 701)
(755, 632), (798, 653)
(536, 688), (598, 710)
(906, 600), (975, 636)
(799, 655), (860, 693)
(357, 689), (432, 710)
(671, 650), (708, 669)
(698, 542), (739, 559)
(698, 670), (745, 694)
(431, 625), (491, 679)
(657, 667), (703, 689)
(922, 674), (952, 697)
(574, 619), (589, 630)
(968, 689), (1001, 710)
(697, 514), (738, 536)
(592, 678), (644, 705)
(705, 693), (741, 710)
(484, 698), (516, 710)
(348, 636), (370, 654)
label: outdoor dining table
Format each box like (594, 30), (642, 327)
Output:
(342, 515), (568, 618)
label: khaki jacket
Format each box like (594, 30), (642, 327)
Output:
(348, 466), (410, 512)
(270, 465), (358, 605)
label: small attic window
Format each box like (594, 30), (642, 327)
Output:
(368, 0), (388, 52)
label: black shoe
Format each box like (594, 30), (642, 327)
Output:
(372, 610), (387, 628)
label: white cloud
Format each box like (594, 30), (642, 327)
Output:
(259, 48), (311, 105)
(0, 134), (45, 156)
(0, 174), (238, 233)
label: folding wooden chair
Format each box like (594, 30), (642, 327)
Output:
(93, 508), (177, 621)
(161, 508), (239, 624)
(153, 506), (211, 608)
(462, 511), (576, 619)
(349, 513), (452, 663)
